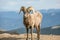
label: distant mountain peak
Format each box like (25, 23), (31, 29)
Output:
(51, 26), (60, 29)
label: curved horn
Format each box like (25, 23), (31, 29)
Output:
(19, 6), (26, 14)
(19, 9), (21, 14)
(27, 6), (34, 12)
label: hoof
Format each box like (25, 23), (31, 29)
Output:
(26, 38), (28, 40)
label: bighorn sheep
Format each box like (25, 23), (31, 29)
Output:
(19, 6), (43, 40)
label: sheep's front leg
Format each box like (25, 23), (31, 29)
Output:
(26, 28), (29, 40)
(36, 25), (40, 40)
(31, 26), (33, 40)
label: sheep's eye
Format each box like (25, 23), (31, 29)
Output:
(29, 10), (33, 14)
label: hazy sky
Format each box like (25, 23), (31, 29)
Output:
(0, 0), (60, 11)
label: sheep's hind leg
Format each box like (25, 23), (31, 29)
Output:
(38, 24), (40, 40)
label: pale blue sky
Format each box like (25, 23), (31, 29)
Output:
(0, 0), (60, 11)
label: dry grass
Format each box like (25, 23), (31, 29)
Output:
(0, 33), (60, 40)
(40, 35), (60, 40)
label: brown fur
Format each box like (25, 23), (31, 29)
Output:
(19, 6), (43, 40)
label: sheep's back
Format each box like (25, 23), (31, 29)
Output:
(34, 11), (43, 26)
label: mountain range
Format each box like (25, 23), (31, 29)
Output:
(0, 9), (60, 30)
